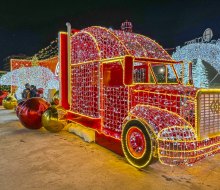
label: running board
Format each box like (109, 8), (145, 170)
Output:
(67, 123), (95, 143)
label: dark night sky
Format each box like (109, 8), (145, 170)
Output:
(0, 0), (220, 70)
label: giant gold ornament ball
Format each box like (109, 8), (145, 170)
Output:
(52, 90), (59, 105)
(42, 106), (65, 132)
(2, 95), (17, 109)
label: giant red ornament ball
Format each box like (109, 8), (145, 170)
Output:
(19, 98), (50, 129)
(16, 100), (25, 117)
(0, 91), (8, 105)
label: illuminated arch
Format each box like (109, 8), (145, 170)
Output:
(0, 66), (57, 99)
(172, 43), (220, 87)
(172, 43), (220, 73)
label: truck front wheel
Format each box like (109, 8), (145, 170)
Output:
(122, 120), (153, 168)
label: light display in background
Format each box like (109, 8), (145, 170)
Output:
(121, 20), (133, 32)
(11, 56), (58, 77)
(192, 58), (209, 88)
(172, 28), (220, 88)
(0, 66), (59, 100)
(171, 58), (210, 88)
(34, 39), (58, 60)
(55, 62), (60, 77)
(44, 79), (59, 98)
(0, 71), (10, 92)
(6, 56), (60, 99)
(17, 39), (58, 61)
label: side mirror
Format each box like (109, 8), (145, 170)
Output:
(123, 56), (133, 85)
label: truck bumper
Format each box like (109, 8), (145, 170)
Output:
(158, 136), (220, 166)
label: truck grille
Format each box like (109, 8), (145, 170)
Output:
(198, 92), (220, 139)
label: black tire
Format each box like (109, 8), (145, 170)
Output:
(122, 119), (153, 168)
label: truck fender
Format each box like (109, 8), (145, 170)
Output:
(122, 104), (193, 138)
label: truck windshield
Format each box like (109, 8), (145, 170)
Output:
(133, 62), (182, 84)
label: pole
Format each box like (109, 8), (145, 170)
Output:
(66, 22), (71, 106)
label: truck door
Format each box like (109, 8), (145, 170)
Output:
(100, 61), (129, 138)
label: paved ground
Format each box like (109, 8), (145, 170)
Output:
(0, 107), (220, 190)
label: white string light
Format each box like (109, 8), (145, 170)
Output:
(0, 66), (59, 99)
(173, 43), (220, 72)
(172, 42), (220, 87)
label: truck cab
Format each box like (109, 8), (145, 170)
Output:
(59, 26), (220, 168)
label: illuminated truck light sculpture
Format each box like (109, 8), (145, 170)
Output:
(58, 24), (220, 168)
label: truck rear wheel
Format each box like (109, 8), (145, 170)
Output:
(122, 120), (153, 168)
